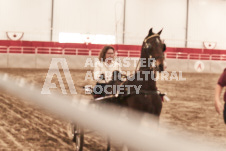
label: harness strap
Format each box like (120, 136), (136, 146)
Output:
(144, 34), (159, 43)
(115, 90), (159, 100)
(94, 90), (161, 102)
(125, 90), (159, 96)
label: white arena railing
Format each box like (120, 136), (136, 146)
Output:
(0, 74), (225, 151)
(1, 46), (226, 61)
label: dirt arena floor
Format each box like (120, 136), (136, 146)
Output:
(0, 69), (226, 150)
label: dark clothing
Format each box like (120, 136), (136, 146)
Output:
(224, 103), (226, 124)
(218, 68), (226, 124)
(217, 68), (226, 102)
(93, 83), (106, 98)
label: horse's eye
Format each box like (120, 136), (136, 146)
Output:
(162, 43), (166, 52)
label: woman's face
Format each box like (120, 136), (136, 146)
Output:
(105, 49), (115, 60)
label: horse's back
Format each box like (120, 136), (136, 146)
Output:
(126, 93), (162, 116)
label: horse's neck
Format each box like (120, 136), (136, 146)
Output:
(139, 53), (150, 70)
(126, 70), (157, 91)
(138, 53), (157, 90)
(142, 70), (157, 90)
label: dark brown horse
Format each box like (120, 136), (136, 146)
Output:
(104, 28), (165, 118)
(92, 28), (166, 151)
(122, 28), (165, 117)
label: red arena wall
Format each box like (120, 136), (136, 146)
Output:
(1, 40), (226, 61)
(1, 40), (226, 54)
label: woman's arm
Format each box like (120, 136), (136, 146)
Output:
(215, 84), (224, 114)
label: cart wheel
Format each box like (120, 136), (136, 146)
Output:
(74, 124), (84, 151)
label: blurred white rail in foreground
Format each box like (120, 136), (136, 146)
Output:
(0, 74), (224, 151)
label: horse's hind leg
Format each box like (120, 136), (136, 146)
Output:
(107, 137), (111, 151)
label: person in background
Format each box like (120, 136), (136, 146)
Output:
(215, 68), (226, 124)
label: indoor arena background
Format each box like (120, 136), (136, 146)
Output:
(0, 0), (226, 150)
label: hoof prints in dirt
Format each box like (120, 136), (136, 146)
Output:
(0, 70), (226, 150)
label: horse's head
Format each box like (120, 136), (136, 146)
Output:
(140, 28), (166, 72)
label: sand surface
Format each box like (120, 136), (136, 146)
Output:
(0, 69), (226, 150)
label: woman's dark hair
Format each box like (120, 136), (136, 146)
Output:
(98, 45), (115, 62)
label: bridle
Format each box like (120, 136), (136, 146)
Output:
(143, 34), (164, 59)
(144, 34), (160, 43)
(135, 34), (165, 71)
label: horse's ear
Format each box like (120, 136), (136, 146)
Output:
(148, 28), (153, 36)
(157, 28), (163, 35)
